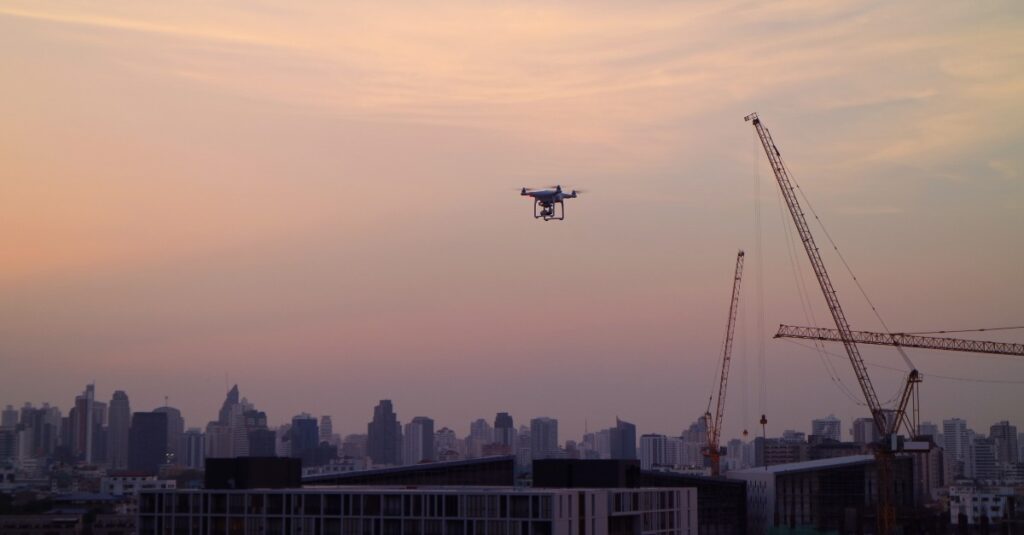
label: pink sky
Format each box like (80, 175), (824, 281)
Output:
(1, 1), (1022, 440)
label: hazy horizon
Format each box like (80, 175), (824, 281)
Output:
(2, 0), (1022, 443)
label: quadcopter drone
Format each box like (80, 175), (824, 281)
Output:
(520, 185), (580, 221)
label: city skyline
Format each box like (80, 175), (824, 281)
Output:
(2, 1), (1023, 448)
(5, 383), (1022, 451)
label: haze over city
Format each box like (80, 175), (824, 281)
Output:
(2, 0), (1022, 444)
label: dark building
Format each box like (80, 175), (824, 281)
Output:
(533, 459), (746, 535)
(610, 418), (637, 460)
(366, 400), (402, 466)
(205, 457), (302, 489)
(128, 412), (167, 475)
(248, 428), (277, 457)
(729, 454), (942, 534)
(107, 391), (131, 470)
(289, 414), (319, 465)
(494, 412), (515, 447)
(217, 385), (239, 425)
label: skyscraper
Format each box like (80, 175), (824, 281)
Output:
(971, 437), (998, 479)
(467, 418), (493, 458)
(367, 400), (402, 466)
(289, 413), (319, 464)
(943, 418), (970, 479)
(182, 428), (205, 469)
(610, 418), (637, 460)
(850, 417), (877, 445)
(989, 421), (1019, 465)
(812, 415), (842, 442)
(403, 416), (435, 464)
(107, 391), (131, 470)
(71, 384), (96, 462)
(1, 405), (17, 428)
(128, 412), (168, 475)
(319, 416), (334, 444)
(494, 412), (515, 447)
(153, 406), (184, 465)
(639, 434), (667, 470)
(530, 417), (558, 460)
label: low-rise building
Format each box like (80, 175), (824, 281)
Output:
(139, 486), (696, 534)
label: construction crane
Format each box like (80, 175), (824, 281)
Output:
(775, 324), (1024, 358)
(703, 250), (745, 477)
(745, 113), (919, 533)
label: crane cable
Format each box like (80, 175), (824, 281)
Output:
(775, 172), (863, 405)
(785, 165), (917, 374)
(902, 325), (1024, 335)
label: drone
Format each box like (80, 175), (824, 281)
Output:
(520, 185), (580, 221)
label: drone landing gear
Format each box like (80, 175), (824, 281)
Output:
(534, 200), (565, 221)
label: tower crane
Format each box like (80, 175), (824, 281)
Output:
(703, 250), (744, 477)
(745, 113), (919, 533)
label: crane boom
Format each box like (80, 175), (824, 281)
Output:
(775, 324), (1024, 357)
(705, 250), (745, 476)
(744, 113), (905, 438)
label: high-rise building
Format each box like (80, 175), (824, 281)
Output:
(71, 384), (96, 462)
(434, 427), (457, 458)
(639, 434), (667, 470)
(367, 400), (402, 466)
(403, 416), (435, 464)
(850, 417), (877, 445)
(971, 438), (998, 480)
(494, 412), (515, 447)
(107, 391), (131, 470)
(989, 421), (1019, 465)
(812, 415), (842, 442)
(153, 406), (184, 465)
(182, 428), (205, 469)
(319, 416), (334, 444)
(289, 414), (319, 464)
(943, 418), (970, 479)
(918, 421), (940, 443)
(467, 418), (493, 458)
(1, 405), (17, 428)
(610, 419), (637, 460)
(341, 434), (367, 459)
(128, 412), (168, 475)
(218, 385), (240, 425)
(530, 417), (558, 460)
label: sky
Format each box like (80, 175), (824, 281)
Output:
(1, 0), (1022, 442)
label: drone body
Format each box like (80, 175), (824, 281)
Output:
(520, 185), (579, 221)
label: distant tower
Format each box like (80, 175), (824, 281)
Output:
(182, 428), (205, 469)
(153, 406), (184, 465)
(494, 412), (516, 448)
(530, 417), (558, 460)
(289, 414), (319, 464)
(128, 412), (168, 475)
(610, 418), (637, 460)
(320, 416), (334, 443)
(107, 391), (131, 470)
(1, 405), (17, 428)
(811, 415), (842, 442)
(367, 400), (402, 466)
(990, 421), (1019, 465)
(403, 416), (435, 464)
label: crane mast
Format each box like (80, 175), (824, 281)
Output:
(744, 113), (911, 439)
(704, 250), (745, 477)
(746, 113), (918, 533)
